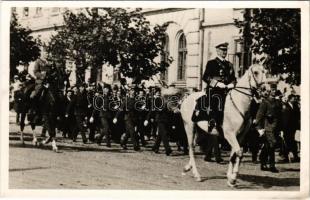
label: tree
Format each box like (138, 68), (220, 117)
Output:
(10, 11), (41, 81)
(46, 8), (172, 84)
(235, 9), (301, 85)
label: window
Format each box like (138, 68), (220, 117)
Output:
(177, 33), (187, 81)
(35, 7), (42, 16)
(51, 7), (60, 15)
(231, 39), (252, 78)
(161, 34), (169, 82)
(23, 7), (29, 17)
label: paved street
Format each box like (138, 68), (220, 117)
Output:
(9, 112), (300, 190)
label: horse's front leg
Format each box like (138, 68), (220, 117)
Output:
(224, 125), (242, 187)
(227, 148), (243, 187)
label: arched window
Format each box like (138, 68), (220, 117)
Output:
(23, 7), (29, 17)
(161, 34), (169, 81)
(177, 34), (187, 81)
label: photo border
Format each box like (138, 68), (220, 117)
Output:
(1, 1), (309, 199)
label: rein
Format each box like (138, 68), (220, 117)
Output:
(228, 67), (261, 120)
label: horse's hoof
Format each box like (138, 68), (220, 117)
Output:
(183, 165), (192, 173)
(227, 180), (237, 188)
(195, 176), (202, 182)
(32, 138), (38, 146)
(53, 147), (58, 153)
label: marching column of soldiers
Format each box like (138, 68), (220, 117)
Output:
(10, 43), (300, 171)
(11, 63), (190, 155)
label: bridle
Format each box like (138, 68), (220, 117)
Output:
(229, 66), (265, 119)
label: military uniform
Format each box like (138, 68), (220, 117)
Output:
(136, 92), (148, 146)
(196, 42), (236, 163)
(96, 91), (113, 147)
(148, 92), (172, 155)
(32, 58), (49, 98)
(86, 86), (97, 142)
(194, 43), (236, 123)
(117, 94), (140, 151)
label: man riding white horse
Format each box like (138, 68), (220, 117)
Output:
(193, 42), (236, 163)
(179, 42), (267, 186)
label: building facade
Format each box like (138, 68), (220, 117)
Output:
(14, 7), (247, 89)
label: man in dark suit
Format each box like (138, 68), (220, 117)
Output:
(96, 83), (113, 147)
(63, 89), (76, 139)
(256, 84), (281, 173)
(280, 94), (300, 162)
(66, 83), (88, 143)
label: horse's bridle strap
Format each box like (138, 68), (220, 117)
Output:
(229, 92), (245, 119)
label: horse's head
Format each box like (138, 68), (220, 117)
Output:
(248, 64), (267, 89)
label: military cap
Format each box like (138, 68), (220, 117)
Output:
(215, 42), (229, 50)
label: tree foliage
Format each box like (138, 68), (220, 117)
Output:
(46, 8), (172, 84)
(235, 9), (300, 85)
(10, 11), (41, 81)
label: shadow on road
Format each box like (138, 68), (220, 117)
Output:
(9, 166), (50, 172)
(9, 142), (135, 154)
(238, 173), (299, 189)
(200, 175), (227, 182)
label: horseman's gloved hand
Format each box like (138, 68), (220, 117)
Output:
(113, 118), (117, 124)
(258, 129), (265, 137)
(88, 104), (92, 108)
(65, 114), (69, 118)
(226, 83), (235, 89)
(150, 118), (154, 123)
(89, 116), (94, 123)
(144, 120), (149, 126)
(216, 82), (226, 89)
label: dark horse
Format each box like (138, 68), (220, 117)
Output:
(19, 63), (66, 152)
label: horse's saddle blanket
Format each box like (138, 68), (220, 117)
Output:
(192, 94), (217, 122)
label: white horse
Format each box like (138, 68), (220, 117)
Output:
(180, 64), (266, 187)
